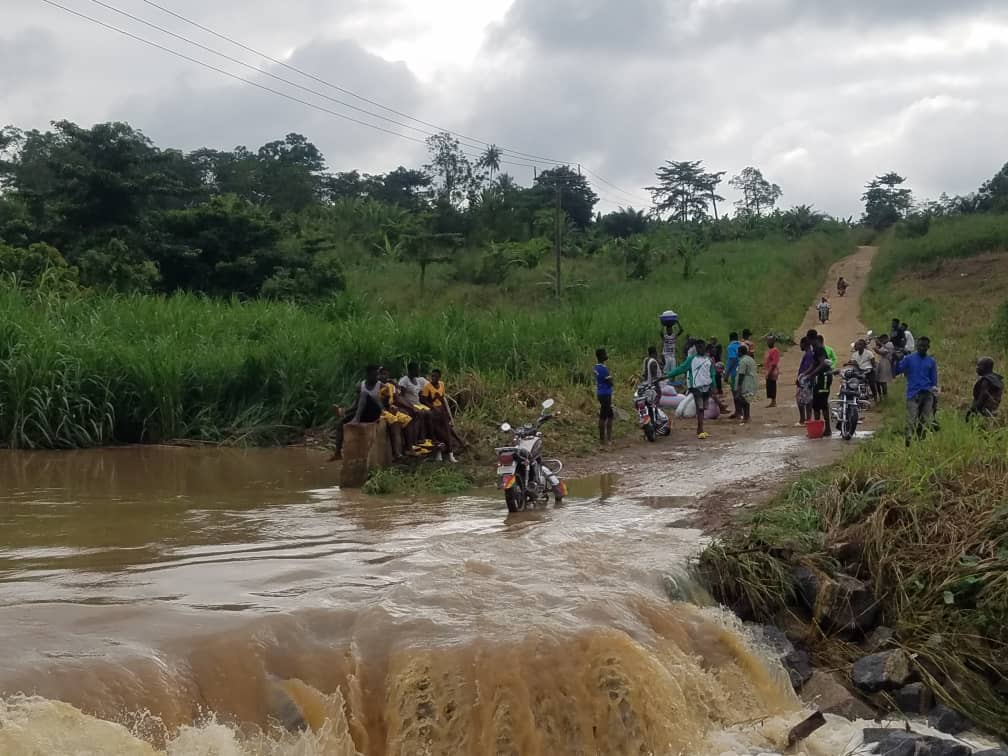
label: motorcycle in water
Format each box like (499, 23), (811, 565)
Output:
(633, 381), (671, 442)
(832, 366), (869, 440)
(495, 399), (567, 513)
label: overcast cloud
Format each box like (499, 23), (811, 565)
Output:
(5, 0), (1008, 216)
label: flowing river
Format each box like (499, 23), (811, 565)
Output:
(0, 445), (867, 755)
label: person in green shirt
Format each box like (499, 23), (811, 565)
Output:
(666, 338), (717, 439)
(735, 345), (758, 424)
(818, 335), (837, 367)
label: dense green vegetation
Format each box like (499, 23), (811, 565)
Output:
(0, 119), (855, 450)
(698, 212), (1008, 734)
(0, 229), (852, 451)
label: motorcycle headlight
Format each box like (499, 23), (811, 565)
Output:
(847, 379), (860, 390)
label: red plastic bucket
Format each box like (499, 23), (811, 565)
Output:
(806, 420), (826, 439)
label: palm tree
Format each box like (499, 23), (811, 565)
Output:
(478, 144), (503, 180)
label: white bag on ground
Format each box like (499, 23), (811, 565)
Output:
(675, 392), (697, 418)
(659, 394), (683, 410)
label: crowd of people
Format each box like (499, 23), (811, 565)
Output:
(592, 308), (1003, 447)
(333, 303), (1004, 466)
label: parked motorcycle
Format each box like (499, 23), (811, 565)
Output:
(495, 399), (566, 513)
(633, 381), (671, 442)
(832, 366), (870, 440)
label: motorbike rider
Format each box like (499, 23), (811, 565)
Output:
(849, 339), (878, 401)
(666, 339), (716, 439)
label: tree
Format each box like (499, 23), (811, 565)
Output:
(370, 167), (431, 210)
(255, 133), (327, 213)
(0, 241), (79, 291)
(477, 144), (503, 181)
(647, 161), (719, 223)
(979, 162), (1008, 212)
(700, 170), (726, 221)
(155, 195), (282, 296)
(780, 205), (826, 240)
(729, 167), (782, 217)
(599, 207), (649, 239)
(400, 229), (462, 294)
(861, 172), (912, 230)
(532, 166), (598, 229)
(424, 132), (475, 208)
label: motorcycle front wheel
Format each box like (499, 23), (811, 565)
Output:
(644, 422), (656, 442)
(842, 405), (858, 440)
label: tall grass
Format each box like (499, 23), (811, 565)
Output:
(0, 229), (852, 449)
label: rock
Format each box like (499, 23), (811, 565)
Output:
(746, 623), (812, 691)
(861, 727), (904, 744)
(773, 607), (811, 644)
(747, 623), (794, 657)
(866, 731), (970, 756)
(851, 649), (913, 693)
(793, 566), (880, 634)
(927, 703), (972, 735)
(892, 682), (933, 715)
(783, 648), (813, 690)
(800, 670), (876, 721)
(815, 572), (880, 634)
(866, 625), (895, 651)
(828, 539), (865, 571)
(792, 566), (819, 609)
(265, 680), (308, 732)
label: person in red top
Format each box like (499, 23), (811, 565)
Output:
(764, 336), (781, 408)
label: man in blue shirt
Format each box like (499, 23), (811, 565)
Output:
(594, 348), (614, 445)
(894, 336), (938, 446)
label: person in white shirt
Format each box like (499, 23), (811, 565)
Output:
(850, 339), (879, 401)
(398, 362), (431, 448)
(902, 323), (916, 352)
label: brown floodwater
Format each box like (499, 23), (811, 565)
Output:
(0, 445), (865, 755)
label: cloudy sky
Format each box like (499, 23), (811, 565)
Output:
(5, 0), (1008, 216)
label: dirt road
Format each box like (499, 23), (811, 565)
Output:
(567, 245), (879, 527)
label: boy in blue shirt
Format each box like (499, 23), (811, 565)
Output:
(894, 336), (938, 446)
(595, 348), (614, 445)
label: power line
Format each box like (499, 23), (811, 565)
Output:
(84, 0), (495, 153)
(39, 0), (651, 203)
(136, 0), (651, 201)
(38, 0), (437, 147)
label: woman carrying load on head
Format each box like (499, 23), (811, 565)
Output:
(660, 310), (684, 374)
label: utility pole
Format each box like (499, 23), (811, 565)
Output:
(554, 179), (562, 300)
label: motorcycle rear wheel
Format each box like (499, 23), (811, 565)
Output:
(505, 481), (526, 513)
